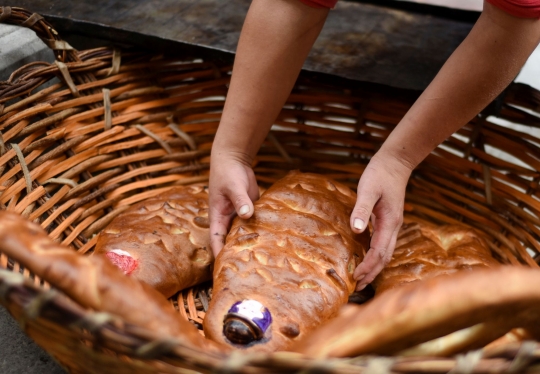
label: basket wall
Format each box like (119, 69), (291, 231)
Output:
(1, 6), (540, 374)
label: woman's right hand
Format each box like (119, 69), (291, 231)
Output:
(208, 151), (260, 257)
(207, 0), (329, 257)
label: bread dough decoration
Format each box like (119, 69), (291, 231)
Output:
(203, 171), (370, 352)
(293, 266), (540, 358)
(0, 211), (227, 353)
(94, 185), (213, 298)
(373, 222), (499, 294)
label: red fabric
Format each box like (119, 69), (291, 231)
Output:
(298, 0), (338, 9)
(487, 0), (540, 18)
(299, 0), (540, 17)
(106, 252), (138, 275)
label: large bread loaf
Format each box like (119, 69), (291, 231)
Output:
(204, 171), (370, 352)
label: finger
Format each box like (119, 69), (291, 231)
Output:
(350, 184), (380, 234)
(208, 190), (236, 257)
(355, 227), (400, 291)
(353, 214), (401, 290)
(353, 245), (387, 288)
(209, 208), (232, 257)
(227, 182), (256, 220)
(246, 168), (261, 202)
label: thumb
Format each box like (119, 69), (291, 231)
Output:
(350, 186), (379, 234)
(229, 185), (255, 219)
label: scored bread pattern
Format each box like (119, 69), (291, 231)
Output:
(94, 184), (213, 298)
(373, 222), (500, 294)
(203, 172), (370, 352)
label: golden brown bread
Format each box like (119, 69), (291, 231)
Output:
(396, 321), (513, 357)
(94, 185), (213, 298)
(369, 222), (503, 356)
(203, 171), (370, 352)
(294, 266), (540, 358)
(0, 211), (226, 353)
(372, 222), (499, 294)
(483, 328), (534, 351)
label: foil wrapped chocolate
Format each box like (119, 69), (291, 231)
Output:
(223, 300), (272, 344)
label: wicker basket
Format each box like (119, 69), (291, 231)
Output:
(1, 6), (540, 374)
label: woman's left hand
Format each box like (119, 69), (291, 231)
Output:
(349, 152), (413, 291)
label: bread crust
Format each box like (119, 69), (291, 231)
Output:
(204, 171), (370, 352)
(294, 266), (540, 358)
(94, 185), (213, 298)
(373, 222), (499, 294)
(0, 211), (226, 353)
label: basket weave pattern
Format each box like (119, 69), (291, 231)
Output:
(1, 6), (540, 373)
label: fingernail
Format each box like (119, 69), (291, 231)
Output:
(355, 273), (366, 282)
(356, 283), (367, 291)
(353, 218), (365, 231)
(238, 205), (250, 216)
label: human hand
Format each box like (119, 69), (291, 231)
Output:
(209, 152), (260, 257)
(350, 152), (413, 291)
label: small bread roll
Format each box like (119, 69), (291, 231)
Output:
(94, 185), (213, 298)
(203, 171), (370, 352)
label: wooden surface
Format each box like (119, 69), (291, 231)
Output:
(6, 0), (477, 91)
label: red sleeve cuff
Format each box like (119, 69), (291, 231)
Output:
(486, 0), (540, 18)
(298, 0), (338, 9)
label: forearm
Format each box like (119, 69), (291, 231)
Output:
(212, 0), (328, 163)
(380, 2), (540, 169)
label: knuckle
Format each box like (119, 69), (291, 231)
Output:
(363, 273), (377, 285)
(210, 202), (234, 218)
(232, 194), (248, 208)
(386, 213), (402, 226)
(353, 205), (372, 218)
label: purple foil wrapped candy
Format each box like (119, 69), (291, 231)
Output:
(223, 299), (272, 345)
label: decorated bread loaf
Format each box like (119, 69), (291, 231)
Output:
(294, 266), (540, 358)
(0, 211), (226, 353)
(94, 185), (213, 298)
(371, 221), (504, 356)
(372, 222), (499, 294)
(203, 171), (370, 352)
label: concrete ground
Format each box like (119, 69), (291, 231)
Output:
(0, 307), (66, 373)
